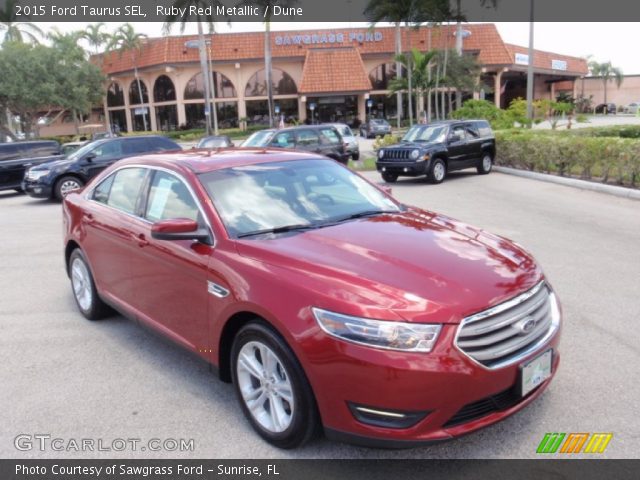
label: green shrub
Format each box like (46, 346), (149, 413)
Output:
(495, 130), (640, 187)
(373, 133), (401, 150)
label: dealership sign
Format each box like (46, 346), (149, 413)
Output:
(275, 31), (383, 46)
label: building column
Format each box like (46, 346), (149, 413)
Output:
(494, 71), (503, 108)
(357, 95), (366, 123)
(103, 98), (111, 133)
(123, 78), (133, 132)
(298, 97), (307, 123)
(149, 105), (157, 131)
(550, 81), (555, 101)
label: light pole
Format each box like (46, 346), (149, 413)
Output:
(526, 0), (535, 123)
(206, 40), (219, 135)
(185, 36), (212, 136)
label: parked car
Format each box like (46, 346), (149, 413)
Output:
(359, 118), (392, 138)
(197, 135), (234, 148)
(63, 149), (561, 448)
(325, 123), (359, 160)
(624, 102), (640, 114)
(376, 120), (496, 184)
(0, 140), (62, 193)
(22, 135), (180, 201)
(594, 103), (616, 114)
(61, 141), (87, 156)
(237, 126), (349, 164)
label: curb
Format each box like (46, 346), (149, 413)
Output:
(494, 166), (640, 201)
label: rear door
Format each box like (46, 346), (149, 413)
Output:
(463, 123), (483, 165)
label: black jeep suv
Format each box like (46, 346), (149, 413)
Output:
(375, 120), (496, 184)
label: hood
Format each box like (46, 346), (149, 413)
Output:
(397, 140), (444, 149)
(235, 208), (542, 324)
(31, 156), (72, 170)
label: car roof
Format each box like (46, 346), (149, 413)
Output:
(117, 148), (329, 174)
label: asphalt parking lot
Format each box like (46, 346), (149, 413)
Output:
(1, 170), (638, 459)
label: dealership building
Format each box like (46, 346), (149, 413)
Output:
(40, 24), (589, 136)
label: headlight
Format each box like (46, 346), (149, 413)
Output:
(410, 149), (420, 160)
(378, 149), (385, 159)
(313, 308), (442, 352)
(26, 169), (49, 181)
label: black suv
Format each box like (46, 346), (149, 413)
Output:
(376, 120), (496, 184)
(22, 135), (180, 200)
(242, 126), (349, 164)
(0, 140), (62, 192)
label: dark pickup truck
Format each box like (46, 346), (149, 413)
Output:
(0, 140), (63, 192)
(375, 120), (496, 184)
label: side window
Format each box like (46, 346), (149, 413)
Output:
(91, 141), (123, 160)
(477, 121), (492, 137)
(122, 138), (150, 155)
(270, 132), (295, 148)
(465, 125), (479, 138)
(155, 138), (179, 151)
(296, 130), (320, 146)
(0, 144), (20, 162)
(92, 174), (115, 204)
(25, 142), (59, 157)
(106, 168), (147, 215)
(451, 126), (466, 141)
(318, 128), (340, 145)
(145, 171), (200, 223)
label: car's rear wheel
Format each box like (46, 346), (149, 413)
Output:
(231, 321), (319, 449)
(69, 249), (110, 320)
(382, 172), (398, 183)
(55, 176), (84, 201)
(477, 153), (493, 175)
(429, 158), (447, 184)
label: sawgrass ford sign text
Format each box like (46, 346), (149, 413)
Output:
(275, 31), (383, 46)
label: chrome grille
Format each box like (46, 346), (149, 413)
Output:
(455, 282), (560, 369)
(383, 149), (410, 161)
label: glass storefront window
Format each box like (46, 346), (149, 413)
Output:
(245, 68), (297, 97)
(184, 102), (238, 130)
(369, 94), (408, 122)
(129, 80), (149, 105)
(246, 98), (298, 127)
(107, 83), (125, 107)
(154, 75), (176, 103)
(130, 107), (150, 131)
(369, 63), (406, 90)
(108, 110), (127, 133)
(305, 96), (358, 126)
(155, 105), (178, 131)
(184, 72), (237, 100)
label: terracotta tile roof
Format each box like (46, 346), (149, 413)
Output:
(97, 24), (587, 78)
(298, 48), (371, 94)
(505, 43), (588, 75)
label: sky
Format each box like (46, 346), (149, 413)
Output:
(21, 22), (640, 75)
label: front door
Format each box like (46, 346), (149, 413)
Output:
(446, 124), (469, 169)
(127, 169), (213, 351)
(81, 140), (125, 180)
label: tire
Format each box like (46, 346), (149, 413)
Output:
(55, 176), (84, 201)
(352, 152), (360, 161)
(231, 321), (319, 449)
(13, 188), (23, 193)
(429, 158), (447, 184)
(68, 249), (110, 321)
(360, 130), (366, 138)
(381, 172), (398, 183)
(477, 152), (493, 175)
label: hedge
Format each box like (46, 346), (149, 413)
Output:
(495, 130), (640, 187)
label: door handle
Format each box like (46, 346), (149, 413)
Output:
(82, 213), (95, 225)
(131, 232), (149, 247)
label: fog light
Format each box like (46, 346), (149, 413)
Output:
(34, 188), (42, 194)
(382, 167), (386, 172)
(403, 167), (409, 172)
(348, 402), (429, 429)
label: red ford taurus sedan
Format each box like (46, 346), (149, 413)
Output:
(62, 149), (561, 448)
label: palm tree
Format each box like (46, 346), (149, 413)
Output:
(0, 0), (43, 44)
(108, 24), (149, 130)
(163, 0), (226, 134)
(365, 0), (450, 127)
(589, 60), (624, 112)
(388, 48), (438, 120)
(83, 23), (111, 56)
(236, 1), (298, 128)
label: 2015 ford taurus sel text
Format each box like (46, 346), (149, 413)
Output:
(62, 149), (561, 449)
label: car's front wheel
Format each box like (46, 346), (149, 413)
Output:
(429, 158), (447, 184)
(69, 249), (110, 320)
(477, 153), (493, 175)
(352, 152), (360, 161)
(55, 176), (84, 201)
(231, 321), (318, 449)
(381, 172), (398, 183)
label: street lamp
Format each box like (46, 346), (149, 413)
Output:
(526, 0), (535, 123)
(185, 38), (217, 135)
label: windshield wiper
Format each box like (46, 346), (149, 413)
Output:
(237, 223), (316, 239)
(330, 210), (399, 224)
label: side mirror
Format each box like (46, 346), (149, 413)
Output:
(151, 218), (211, 244)
(85, 153), (96, 163)
(448, 134), (461, 143)
(381, 185), (393, 196)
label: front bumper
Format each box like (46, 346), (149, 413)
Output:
(376, 160), (429, 177)
(304, 321), (561, 446)
(22, 179), (53, 198)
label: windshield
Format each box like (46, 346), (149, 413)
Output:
(402, 125), (447, 143)
(242, 130), (275, 147)
(371, 119), (387, 125)
(336, 125), (352, 137)
(199, 159), (401, 238)
(199, 137), (229, 148)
